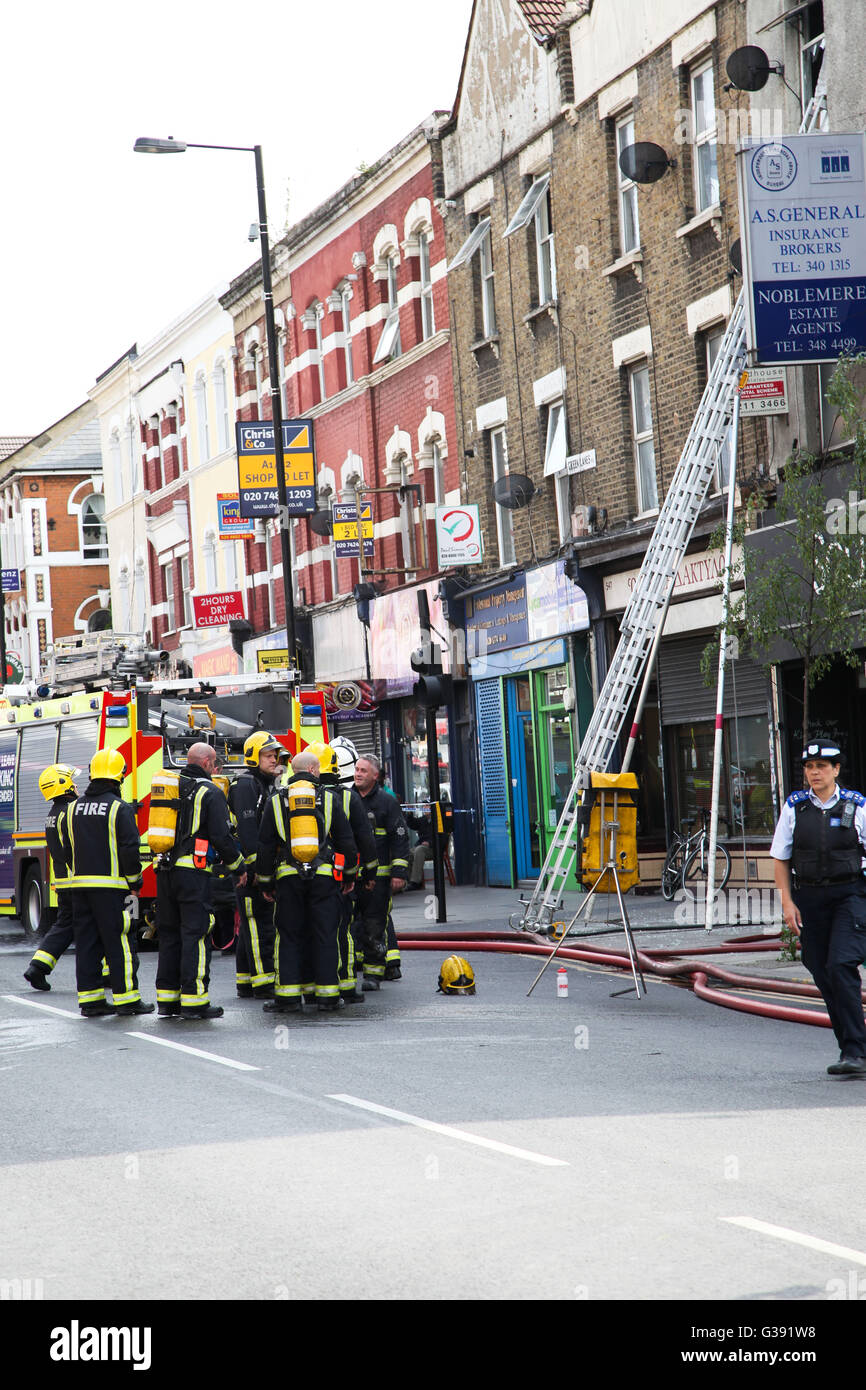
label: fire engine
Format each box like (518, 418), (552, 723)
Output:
(4, 633), (328, 936)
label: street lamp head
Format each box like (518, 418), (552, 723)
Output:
(133, 136), (187, 154)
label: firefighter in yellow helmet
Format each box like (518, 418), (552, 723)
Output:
(23, 764), (80, 992)
(226, 731), (286, 1000)
(64, 749), (151, 1017)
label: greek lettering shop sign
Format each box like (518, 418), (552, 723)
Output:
(192, 592), (245, 628)
(737, 133), (866, 364)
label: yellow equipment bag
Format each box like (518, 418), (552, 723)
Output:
(147, 770), (182, 855)
(580, 771), (640, 893)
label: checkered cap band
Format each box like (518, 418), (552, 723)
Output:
(802, 741), (841, 761)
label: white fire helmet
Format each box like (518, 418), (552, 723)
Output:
(331, 735), (359, 787)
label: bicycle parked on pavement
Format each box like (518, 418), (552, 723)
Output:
(661, 808), (732, 901)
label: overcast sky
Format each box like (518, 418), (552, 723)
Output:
(2, 0), (474, 437)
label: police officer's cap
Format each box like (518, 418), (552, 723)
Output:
(802, 739), (842, 762)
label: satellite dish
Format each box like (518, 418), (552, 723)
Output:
(729, 238), (742, 276)
(618, 142), (674, 185)
(725, 45), (773, 93)
(308, 508), (333, 536)
(493, 473), (536, 511)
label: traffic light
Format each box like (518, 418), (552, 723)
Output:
(411, 642), (452, 707)
(563, 550), (581, 584)
(353, 582), (377, 627)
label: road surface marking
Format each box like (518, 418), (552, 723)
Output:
(722, 1216), (866, 1266)
(126, 1031), (260, 1072)
(327, 1093), (568, 1167)
(3, 995), (81, 1020)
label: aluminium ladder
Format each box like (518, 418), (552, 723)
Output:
(517, 290), (747, 932)
(517, 80), (830, 934)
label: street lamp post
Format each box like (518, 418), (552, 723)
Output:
(133, 137), (299, 678)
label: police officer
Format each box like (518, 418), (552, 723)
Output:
(256, 749), (357, 1013)
(156, 741), (246, 1020)
(65, 749), (151, 1018)
(23, 764), (79, 991)
(229, 732), (285, 1000)
(352, 754), (410, 987)
(309, 741), (378, 1004)
(771, 738), (866, 1075)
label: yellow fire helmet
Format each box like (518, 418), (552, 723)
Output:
(437, 955), (476, 995)
(38, 763), (80, 801)
(90, 748), (127, 782)
(244, 731), (286, 768)
(305, 741), (338, 777)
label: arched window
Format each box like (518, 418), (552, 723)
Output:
(81, 494), (108, 558)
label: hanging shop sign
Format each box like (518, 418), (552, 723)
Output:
(435, 505), (484, 566)
(235, 419), (317, 516)
(525, 560), (589, 639)
(217, 493), (255, 540)
(333, 502), (374, 558)
(192, 591), (246, 628)
(464, 575), (528, 654)
(738, 367), (789, 415)
(737, 132), (866, 363)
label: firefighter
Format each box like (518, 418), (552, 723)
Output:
(65, 749), (151, 1018)
(228, 732), (285, 1000)
(352, 753), (410, 987)
(308, 741), (378, 1003)
(23, 763), (79, 991)
(256, 749), (357, 1013)
(155, 741), (246, 1020)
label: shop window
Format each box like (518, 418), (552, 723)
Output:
(400, 701), (451, 805)
(669, 714), (774, 838)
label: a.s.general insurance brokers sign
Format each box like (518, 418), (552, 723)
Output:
(737, 132), (866, 364)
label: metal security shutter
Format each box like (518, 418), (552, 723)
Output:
(658, 635), (769, 725)
(344, 719), (378, 759)
(475, 678), (512, 886)
(17, 724), (60, 832)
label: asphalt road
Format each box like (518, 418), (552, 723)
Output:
(1, 927), (865, 1311)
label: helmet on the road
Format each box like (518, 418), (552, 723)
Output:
(90, 749), (126, 783)
(437, 955), (476, 995)
(38, 763), (80, 801)
(331, 735), (358, 787)
(305, 741), (338, 777)
(244, 731), (285, 768)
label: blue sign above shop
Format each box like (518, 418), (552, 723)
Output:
(465, 575), (528, 655)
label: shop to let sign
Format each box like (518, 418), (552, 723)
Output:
(737, 132), (866, 364)
(333, 502), (374, 558)
(235, 419), (317, 517)
(192, 592), (246, 628)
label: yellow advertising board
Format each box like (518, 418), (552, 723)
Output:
(257, 649), (290, 672)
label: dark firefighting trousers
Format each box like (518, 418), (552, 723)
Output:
(795, 882), (866, 1058)
(274, 874), (341, 1002)
(156, 867), (217, 1013)
(235, 883), (276, 993)
(336, 885), (360, 1000)
(354, 878), (393, 981)
(71, 888), (141, 1008)
(29, 893), (74, 975)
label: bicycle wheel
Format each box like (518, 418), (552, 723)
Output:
(683, 841), (731, 893)
(661, 848), (684, 900)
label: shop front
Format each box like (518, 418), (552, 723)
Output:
(467, 562), (591, 888)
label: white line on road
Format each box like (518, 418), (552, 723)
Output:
(126, 1031), (261, 1072)
(3, 994), (81, 1019)
(721, 1216), (866, 1266)
(327, 1093), (568, 1167)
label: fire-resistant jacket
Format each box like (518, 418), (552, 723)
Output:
(321, 776), (378, 884)
(64, 779), (143, 891)
(46, 792), (76, 890)
(256, 776), (357, 886)
(169, 764), (244, 875)
(355, 784), (411, 883)
(229, 767), (279, 868)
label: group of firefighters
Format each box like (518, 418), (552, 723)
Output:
(23, 731), (415, 1019)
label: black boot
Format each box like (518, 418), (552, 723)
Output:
(182, 1004), (224, 1019)
(383, 964), (402, 981)
(157, 1002), (182, 1017)
(24, 963), (51, 992)
(317, 997), (346, 1013)
(116, 1000), (155, 1016)
(342, 989), (365, 1005)
(236, 983), (254, 998)
(263, 998), (301, 1013)
(252, 983), (275, 1000)
(81, 1001), (116, 1017)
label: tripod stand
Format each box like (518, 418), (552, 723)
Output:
(526, 788), (646, 1000)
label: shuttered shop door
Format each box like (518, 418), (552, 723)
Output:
(343, 718), (377, 759)
(658, 635), (768, 726)
(475, 678), (513, 887)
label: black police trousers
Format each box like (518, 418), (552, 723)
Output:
(71, 888), (140, 1008)
(795, 882), (866, 1057)
(156, 868), (216, 1013)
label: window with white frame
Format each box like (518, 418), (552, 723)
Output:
(419, 231), (435, 340)
(431, 442), (445, 508)
(341, 286), (354, 386)
(81, 493), (108, 558)
(374, 254), (402, 364)
(311, 305), (326, 402)
(543, 401), (571, 543)
(629, 363), (658, 513)
(171, 402), (184, 473)
(179, 554), (193, 627)
(214, 360), (230, 452)
(616, 113), (640, 254)
(706, 327), (732, 490)
(800, 1), (825, 111)
(162, 561), (176, 631)
(490, 427), (516, 567)
(690, 58), (719, 212)
(535, 186), (557, 304)
(479, 222), (496, 338)
(152, 414), (165, 488)
(194, 371), (210, 461)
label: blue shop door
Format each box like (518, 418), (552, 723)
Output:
(505, 675), (542, 880)
(475, 678), (513, 886)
